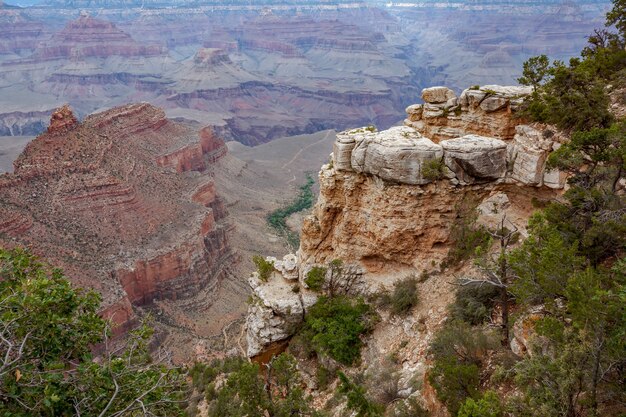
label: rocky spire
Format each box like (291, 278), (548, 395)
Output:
(47, 104), (78, 134)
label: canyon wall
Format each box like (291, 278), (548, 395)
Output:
(0, 103), (233, 334)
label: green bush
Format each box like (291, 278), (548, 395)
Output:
(376, 275), (420, 316)
(300, 296), (378, 365)
(444, 216), (491, 267)
(421, 158), (446, 181)
(449, 283), (500, 325)
(252, 255), (274, 281)
(305, 266), (327, 292)
(457, 391), (502, 417)
(0, 248), (187, 417)
(337, 372), (384, 417)
(428, 321), (498, 416)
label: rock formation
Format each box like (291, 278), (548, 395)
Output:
(0, 103), (232, 334)
(247, 84), (568, 361)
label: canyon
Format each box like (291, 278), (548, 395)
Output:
(0, 103), (233, 338)
(0, 0), (611, 145)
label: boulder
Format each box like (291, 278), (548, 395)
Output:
(422, 86), (456, 104)
(351, 126), (444, 185)
(246, 273), (317, 357)
(441, 135), (507, 183)
(508, 125), (554, 186)
(422, 103), (445, 118)
(273, 253), (299, 280)
(479, 95), (509, 112)
(333, 127), (376, 171)
(405, 104), (423, 122)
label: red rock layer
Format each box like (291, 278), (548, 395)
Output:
(0, 103), (231, 333)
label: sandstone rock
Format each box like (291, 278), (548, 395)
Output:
(459, 89), (487, 109)
(510, 306), (548, 357)
(543, 169), (568, 189)
(479, 95), (509, 112)
(273, 253), (299, 280)
(441, 135), (507, 183)
(333, 127), (376, 171)
(246, 272), (317, 357)
(351, 126), (443, 185)
(422, 86), (456, 104)
(479, 85), (533, 97)
(405, 104), (423, 122)
(422, 103), (445, 119)
(508, 125), (554, 186)
(47, 104), (78, 134)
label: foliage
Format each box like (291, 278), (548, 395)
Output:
(518, 54), (550, 90)
(421, 158), (447, 181)
(450, 282), (500, 325)
(253, 255), (274, 282)
(337, 372), (384, 417)
(207, 353), (321, 417)
(444, 212), (492, 267)
(0, 247), (187, 417)
(267, 174), (315, 248)
(428, 321), (498, 416)
(457, 391), (502, 417)
(375, 275), (420, 316)
(305, 266), (327, 292)
(299, 296), (377, 366)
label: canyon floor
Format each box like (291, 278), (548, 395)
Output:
(0, 136), (33, 173)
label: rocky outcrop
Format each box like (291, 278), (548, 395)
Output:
(405, 85), (533, 142)
(248, 84), (568, 359)
(441, 135), (507, 184)
(246, 255), (317, 357)
(0, 103), (233, 333)
(47, 104), (78, 134)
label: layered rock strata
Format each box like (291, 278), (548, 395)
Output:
(405, 85), (533, 142)
(247, 84), (568, 358)
(0, 103), (232, 334)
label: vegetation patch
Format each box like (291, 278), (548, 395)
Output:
(252, 254), (274, 281)
(298, 296), (378, 366)
(374, 275), (420, 316)
(267, 173), (315, 248)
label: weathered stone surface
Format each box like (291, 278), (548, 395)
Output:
(422, 86), (456, 104)
(441, 135), (507, 183)
(273, 253), (299, 281)
(479, 95), (509, 112)
(543, 169), (568, 189)
(246, 272), (317, 357)
(47, 104), (78, 134)
(508, 125), (555, 186)
(408, 85), (533, 142)
(405, 104), (423, 122)
(351, 126), (443, 185)
(333, 127), (376, 171)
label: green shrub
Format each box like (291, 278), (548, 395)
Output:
(457, 391), (503, 417)
(300, 296), (378, 365)
(376, 275), (419, 316)
(337, 372), (384, 417)
(305, 266), (327, 292)
(444, 218), (491, 267)
(252, 255), (274, 281)
(421, 158), (446, 181)
(449, 283), (499, 325)
(428, 321), (498, 415)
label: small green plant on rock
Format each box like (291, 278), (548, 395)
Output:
(305, 266), (327, 292)
(252, 255), (274, 281)
(421, 158), (446, 181)
(375, 275), (420, 316)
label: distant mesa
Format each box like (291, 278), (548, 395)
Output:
(47, 104), (78, 134)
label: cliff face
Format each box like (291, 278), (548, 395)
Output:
(0, 103), (232, 334)
(246, 84), (567, 369)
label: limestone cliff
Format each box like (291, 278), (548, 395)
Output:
(246, 84), (568, 411)
(0, 103), (233, 334)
